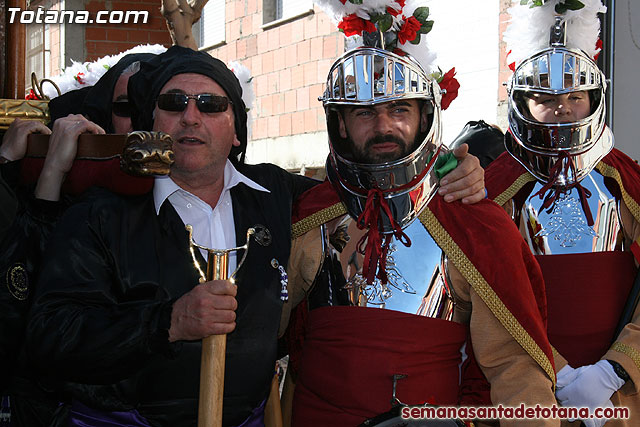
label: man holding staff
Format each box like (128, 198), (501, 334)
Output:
(26, 46), (482, 426)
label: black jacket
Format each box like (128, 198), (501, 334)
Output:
(27, 163), (316, 426)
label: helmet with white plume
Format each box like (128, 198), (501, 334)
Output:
(504, 0), (612, 186)
(315, 0), (459, 285)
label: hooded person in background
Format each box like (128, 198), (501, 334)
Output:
(0, 50), (159, 426)
(486, 1), (640, 425)
(450, 120), (506, 169)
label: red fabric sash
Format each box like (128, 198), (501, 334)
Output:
(537, 251), (637, 367)
(292, 306), (467, 427)
(291, 182), (555, 384)
(19, 157), (154, 196)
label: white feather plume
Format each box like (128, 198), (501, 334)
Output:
(42, 44), (167, 99)
(397, 0), (437, 74)
(228, 60), (256, 139)
(504, 0), (606, 68)
(314, 0), (400, 23)
(314, 0), (437, 73)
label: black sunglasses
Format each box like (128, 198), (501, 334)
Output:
(112, 100), (132, 117)
(156, 93), (232, 113)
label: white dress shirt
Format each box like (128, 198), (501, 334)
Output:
(153, 160), (269, 273)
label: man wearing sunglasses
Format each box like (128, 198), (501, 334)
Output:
(26, 46), (484, 427)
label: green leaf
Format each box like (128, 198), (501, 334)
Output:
(555, 0), (584, 13)
(421, 20), (434, 34)
(409, 34), (421, 45)
(378, 14), (393, 33)
(526, 0), (545, 7)
(348, 0), (363, 4)
(413, 6), (430, 23)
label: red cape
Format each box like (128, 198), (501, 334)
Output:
(291, 180), (556, 385)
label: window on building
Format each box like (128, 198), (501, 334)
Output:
(25, 22), (50, 91)
(263, 0), (313, 25)
(193, 0), (226, 49)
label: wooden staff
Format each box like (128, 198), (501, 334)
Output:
(198, 251), (228, 427)
(187, 227), (254, 427)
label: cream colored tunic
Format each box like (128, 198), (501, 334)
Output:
(281, 217), (559, 427)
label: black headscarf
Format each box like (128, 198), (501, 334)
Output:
(47, 86), (92, 126)
(128, 46), (248, 165)
(80, 52), (158, 133)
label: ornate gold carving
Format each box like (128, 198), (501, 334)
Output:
(418, 207), (557, 387)
(0, 99), (50, 130)
(120, 131), (175, 176)
(6, 264), (28, 301)
(611, 341), (640, 373)
(291, 202), (347, 239)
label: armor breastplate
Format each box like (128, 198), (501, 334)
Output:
(519, 169), (624, 255)
(341, 219), (464, 320)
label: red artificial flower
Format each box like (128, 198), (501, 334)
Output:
(438, 67), (460, 110)
(25, 89), (39, 100)
(387, 6), (401, 16)
(506, 49), (516, 72)
(74, 72), (86, 85)
(396, 0), (406, 7)
(338, 14), (377, 37)
(397, 16), (422, 45)
(594, 38), (603, 61)
(339, 0), (347, 4)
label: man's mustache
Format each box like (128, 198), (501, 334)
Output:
(364, 134), (406, 149)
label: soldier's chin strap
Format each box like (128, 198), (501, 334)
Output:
(356, 187), (411, 285)
(533, 151), (594, 226)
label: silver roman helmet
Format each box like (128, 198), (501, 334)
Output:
(505, 7), (613, 187)
(322, 45), (444, 233)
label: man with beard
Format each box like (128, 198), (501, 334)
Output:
(280, 1), (558, 426)
(25, 44), (485, 426)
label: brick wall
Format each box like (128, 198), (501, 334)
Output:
(83, 0), (171, 61)
(205, 1), (343, 170)
(498, 0), (512, 103)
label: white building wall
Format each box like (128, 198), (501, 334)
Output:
(426, 0), (501, 145)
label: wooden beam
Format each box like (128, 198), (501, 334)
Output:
(5, 0), (26, 99)
(0, 0), (7, 98)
